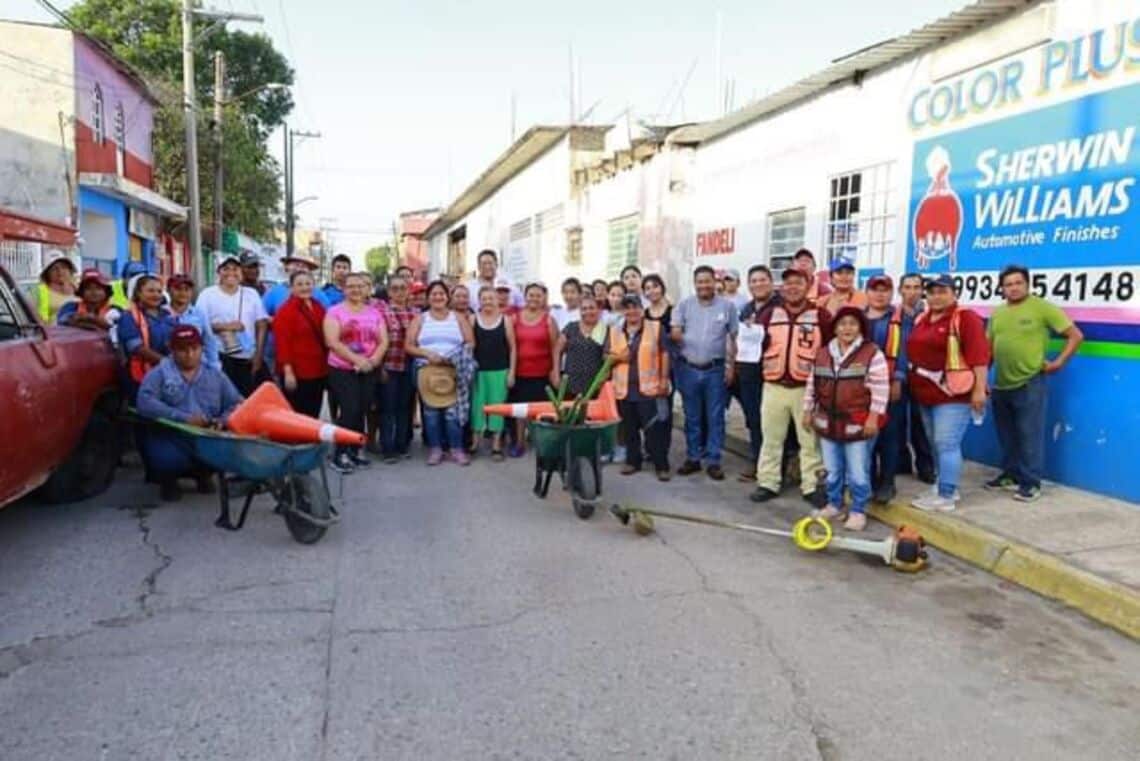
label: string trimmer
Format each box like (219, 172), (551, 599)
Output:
(608, 504), (928, 573)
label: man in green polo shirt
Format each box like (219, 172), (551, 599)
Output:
(985, 264), (1083, 502)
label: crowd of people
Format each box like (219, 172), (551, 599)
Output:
(36, 243), (1084, 525)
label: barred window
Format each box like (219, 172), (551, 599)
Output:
(766, 207), (805, 274)
(824, 162), (896, 270)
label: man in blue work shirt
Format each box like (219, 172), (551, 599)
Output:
(864, 275), (909, 504)
(137, 324), (245, 502)
(320, 254), (352, 306)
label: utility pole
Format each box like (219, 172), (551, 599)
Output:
(285, 129), (321, 258)
(182, 0), (203, 284)
(213, 50), (226, 256)
(180, 4), (263, 286)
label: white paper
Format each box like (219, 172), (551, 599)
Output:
(736, 322), (765, 363)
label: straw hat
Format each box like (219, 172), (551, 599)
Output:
(418, 365), (458, 408)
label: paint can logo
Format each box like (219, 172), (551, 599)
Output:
(913, 146), (964, 270)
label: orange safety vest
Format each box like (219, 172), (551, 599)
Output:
(762, 305), (824, 384)
(127, 305), (153, 383)
(609, 321), (670, 400)
(882, 304), (904, 378)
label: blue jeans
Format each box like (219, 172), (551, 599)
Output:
(919, 403), (972, 499)
(992, 374), (1047, 490)
(732, 362), (763, 463)
(379, 370), (414, 456)
(676, 360), (727, 466)
(820, 437), (875, 514)
(423, 404), (462, 450)
(872, 397), (906, 491)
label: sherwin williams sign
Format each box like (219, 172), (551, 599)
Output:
(907, 82), (1140, 322)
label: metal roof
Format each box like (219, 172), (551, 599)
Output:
(670, 0), (1037, 146)
(423, 125), (611, 240)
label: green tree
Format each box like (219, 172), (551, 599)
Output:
(364, 244), (396, 280)
(68, 0), (293, 237)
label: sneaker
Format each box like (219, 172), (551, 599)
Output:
(350, 451), (372, 468)
(1013, 485), (1042, 503)
(916, 470), (937, 485)
(844, 512), (868, 531)
(451, 450), (471, 466)
(911, 493), (956, 512)
(612, 445), (628, 464)
(656, 469), (672, 482)
(813, 505), (842, 520)
(676, 460), (702, 476)
(383, 455), (399, 465)
(330, 453), (355, 474)
(929, 484), (961, 501)
(508, 443), (526, 459)
(737, 469), (756, 483)
(620, 463), (640, 476)
(749, 486), (778, 503)
(803, 488), (827, 510)
(984, 474), (1018, 492)
(427, 448), (444, 466)
(706, 465), (725, 481)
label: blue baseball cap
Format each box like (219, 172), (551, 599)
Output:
(924, 274), (955, 290)
(121, 261), (149, 279)
(830, 259), (856, 273)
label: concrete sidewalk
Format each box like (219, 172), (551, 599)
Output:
(686, 404), (1140, 640)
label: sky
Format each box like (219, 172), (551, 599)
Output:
(2, 0), (968, 260)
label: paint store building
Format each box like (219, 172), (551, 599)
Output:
(425, 0), (1140, 502)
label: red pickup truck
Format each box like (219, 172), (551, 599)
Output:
(0, 265), (121, 507)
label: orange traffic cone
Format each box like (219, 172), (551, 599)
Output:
(228, 382), (366, 447)
(483, 381), (620, 422)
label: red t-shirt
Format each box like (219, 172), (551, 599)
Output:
(514, 311), (553, 378)
(906, 305), (990, 406)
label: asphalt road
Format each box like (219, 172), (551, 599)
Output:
(2, 442), (1138, 761)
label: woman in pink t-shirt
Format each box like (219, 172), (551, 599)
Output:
(323, 272), (388, 473)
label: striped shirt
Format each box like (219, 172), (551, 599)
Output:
(802, 338), (890, 416)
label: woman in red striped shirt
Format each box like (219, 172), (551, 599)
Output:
(273, 270), (328, 418)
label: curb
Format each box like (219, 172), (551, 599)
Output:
(700, 419), (1140, 641)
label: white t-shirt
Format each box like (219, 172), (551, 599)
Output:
(551, 306), (581, 331)
(196, 284), (268, 360)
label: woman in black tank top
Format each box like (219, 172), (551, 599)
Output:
(471, 288), (516, 459)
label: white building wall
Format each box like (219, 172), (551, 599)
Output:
(432, 138), (572, 285)
(690, 0), (1140, 286)
(0, 23), (77, 224)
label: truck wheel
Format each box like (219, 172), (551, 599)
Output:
(40, 405), (119, 504)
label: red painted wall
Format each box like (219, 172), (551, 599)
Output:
(75, 121), (153, 188)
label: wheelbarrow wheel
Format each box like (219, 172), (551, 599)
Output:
(281, 474), (330, 545)
(571, 456), (597, 520)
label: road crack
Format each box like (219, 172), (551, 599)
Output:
(131, 505), (173, 617)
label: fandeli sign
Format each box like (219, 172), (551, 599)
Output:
(906, 81), (1140, 322)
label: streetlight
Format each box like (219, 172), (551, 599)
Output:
(294, 195), (318, 207)
(284, 129), (321, 257)
(223, 81), (289, 105)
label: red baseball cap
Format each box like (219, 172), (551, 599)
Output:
(866, 274), (893, 290)
(168, 273), (195, 288)
(170, 324), (203, 348)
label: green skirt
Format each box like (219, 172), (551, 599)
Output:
(471, 369), (510, 433)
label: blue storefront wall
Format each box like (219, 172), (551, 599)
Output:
(78, 187), (157, 277)
(964, 354), (1140, 504)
